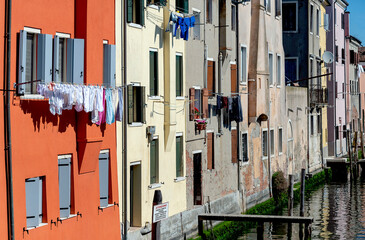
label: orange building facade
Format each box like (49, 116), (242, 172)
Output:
(0, 0), (121, 239)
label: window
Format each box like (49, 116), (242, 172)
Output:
(147, 0), (166, 6)
(278, 128), (283, 153)
(176, 54), (183, 97)
(270, 129), (275, 156)
(335, 45), (338, 62)
(127, 85), (146, 124)
(25, 176), (45, 228)
(193, 11), (201, 39)
(99, 151), (111, 207)
(277, 55), (281, 86)
(317, 114), (321, 134)
(189, 88), (202, 120)
(310, 5), (313, 33)
(207, 132), (214, 169)
(176, 136), (184, 177)
(207, 0), (212, 23)
(149, 50), (158, 96)
(341, 48), (345, 64)
(310, 58), (313, 78)
(265, 0), (271, 13)
(285, 58), (297, 84)
(103, 44), (116, 88)
(317, 60), (321, 87)
(335, 126), (339, 140)
(150, 139), (159, 184)
(207, 60), (215, 96)
(282, 3), (297, 32)
(127, 0), (145, 25)
(269, 53), (273, 85)
(241, 46), (247, 84)
(54, 35), (68, 83)
(262, 130), (268, 157)
(58, 155), (72, 218)
(316, 9), (320, 36)
(350, 50), (355, 64)
(341, 13), (344, 29)
(343, 125), (346, 139)
(275, 0), (281, 16)
(311, 115), (314, 135)
(242, 133), (248, 161)
(231, 129), (238, 163)
(231, 4), (236, 31)
(176, 0), (189, 13)
(334, 9), (336, 25)
(324, 13), (329, 31)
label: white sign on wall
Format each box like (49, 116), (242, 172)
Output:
(153, 202), (169, 223)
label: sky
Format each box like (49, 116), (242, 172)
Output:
(347, 0), (365, 45)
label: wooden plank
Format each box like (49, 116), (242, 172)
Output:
(198, 214), (313, 224)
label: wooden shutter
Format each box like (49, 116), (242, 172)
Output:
(37, 34), (53, 85)
(99, 151), (109, 207)
(25, 177), (40, 228)
(18, 30), (27, 94)
(202, 88), (209, 118)
(231, 130), (237, 163)
(183, 0), (189, 13)
(67, 38), (84, 84)
(207, 133), (214, 169)
(231, 64), (237, 93)
(141, 86), (146, 123)
(176, 137), (182, 177)
(103, 44), (116, 88)
(53, 35), (60, 82)
(58, 157), (71, 218)
(128, 85), (133, 124)
(127, 0), (133, 23)
(189, 88), (195, 121)
(207, 60), (215, 96)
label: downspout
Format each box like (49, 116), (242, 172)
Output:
(122, 0), (128, 239)
(4, 0), (14, 239)
(218, 52), (222, 134)
(235, 1), (241, 193)
(333, 0), (337, 156)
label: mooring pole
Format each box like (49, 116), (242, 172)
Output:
(300, 169), (305, 217)
(288, 175), (294, 216)
(257, 222), (264, 240)
(347, 129), (353, 181)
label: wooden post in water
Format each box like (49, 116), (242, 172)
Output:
(257, 222), (264, 240)
(300, 169), (305, 217)
(288, 175), (294, 216)
(347, 129), (353, 181)
(304, 223), (311, 239)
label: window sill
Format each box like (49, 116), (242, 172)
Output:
(276, 85), (281, 88)
(269, 85), (274, 88)
(266, 12), (272, 16)
(60, 214), (77, 221)
(26, 223), (48, 230)
(310, 32), (313, 35)
(283, 30), (298, 33)
(174, 177), (186, 182)
(240, 82), (247, 86)
(128, 23), (143, 29)
(148, 183), (161, 189)
(20, 94), (45, 100)
(147, 4), (159, 10)
(99, 204), (114, 210)
(148, 96), (161, 100)
(279, 152), (283, 156)
(275, 16), (281, 20)
(176, 96), (185, 100)
(262, 156), (268, 160)
(129, 122), (143, 127)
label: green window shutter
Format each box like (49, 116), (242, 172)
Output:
(176, 137), (182, 177)
(142, 86), (146, 123)
(150, 140), (157, 184)
(140, 0), (145, 26)
(149, 51), (155, 96)
(127, 85), (133, 124)
(176, 55), (182, 97)
(183, 0), (189, 14)
(127, 0), (133, 23)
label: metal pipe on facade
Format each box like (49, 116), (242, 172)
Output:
(122, 0), (128, 239)
(218, 52), (223, 134)
(4, 0), (14, 239)
(235, 0), (241, 193)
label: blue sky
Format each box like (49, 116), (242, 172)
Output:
(347, 0), (365, 45)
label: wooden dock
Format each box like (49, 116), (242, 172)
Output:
(198, 213), (313, 239)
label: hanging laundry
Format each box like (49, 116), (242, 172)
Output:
(229, 96), (243, 122)
(237, 95), (243, 122)
(105, 89), (115, 124)
(222, 97), (228, 108)
(116, 88), (123, 122)
(217, 95), (222, 110)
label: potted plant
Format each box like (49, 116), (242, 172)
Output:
(195, 119), (207, 130)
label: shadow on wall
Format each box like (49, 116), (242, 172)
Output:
(18, 99), (76, 133)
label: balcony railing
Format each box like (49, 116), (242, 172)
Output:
(310, 85), (328, 106)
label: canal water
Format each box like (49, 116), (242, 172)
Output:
(239, 178), (365, 239)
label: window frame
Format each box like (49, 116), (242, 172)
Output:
(207, 131), (215, 170)
(262, 129), (268, 159)
(241, 132), (248, 162)
(149, 48), (159, 97)
(310, 4), (314, 34)
(316, 8), (320, 36)
(150, 137), (159, 185)
(270, 128), (275, 157)
(276, 54), (281, 87)
(265, 0), (271, 14)
(269, 52), (274, 86)
(240, 45), (248, 85)
(278, 127), (283, 154)
(285, 57), (299, 84)
(128, 83), (146, 125)
(193, 9), (201, 40)
(54, 32), (71, 84)
(282, 2), (298, 33)
(176, 135), (184, 178)
(206, 0), (212, 24)
(127, 0), (145, 26)
(25, 176), (46, 229)
(99, 150), (112, 208)
(58, 154), (74, 219)
(176, 53), (183, 98)
(231, 4), (236, 31)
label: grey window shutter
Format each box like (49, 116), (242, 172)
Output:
(127, 0), (133, 23)
(58, 157), (71, 218)
(127, 85), (133, 124)
(18, 30), (27, 95)
(67, 38), (84, 84)
(25, 177), (40, 228)
(53, 35), (60, 83)
(142, 86), (146, 123)
(37, 34), (53, 84)
(38, 177), (43, 224)
(103, 44), (116, 88)
(99, 152), (109, 207)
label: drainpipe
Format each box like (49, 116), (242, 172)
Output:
(4, 0), (14, 239)
(235, 1), (241, 193)
(218, 52), (223, 134)
(122, 0), (128, 239)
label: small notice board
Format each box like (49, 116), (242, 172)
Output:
(153, 202), (169, 223)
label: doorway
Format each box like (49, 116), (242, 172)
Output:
(193, 153), (202, 205)
(130, 163), (141, 227)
